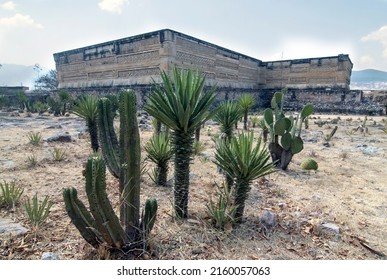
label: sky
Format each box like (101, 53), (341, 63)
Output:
(0, 0), (387, 72)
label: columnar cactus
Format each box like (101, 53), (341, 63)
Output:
(63, 90), (157, 254)
(264, 89), (314, 170)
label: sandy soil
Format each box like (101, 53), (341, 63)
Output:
(0, 111), (386, 260)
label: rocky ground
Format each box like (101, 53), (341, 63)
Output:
(0, 110), (386, 260)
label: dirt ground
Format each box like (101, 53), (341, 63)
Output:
(0, 110), (386, 260)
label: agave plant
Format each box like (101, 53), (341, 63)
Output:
(72, 95), (99, 152)
(214, 132), (276, 221)
(213, 101), (243, 141)
(145, 66), (217, 218)
(145, 132), (174, 186)
(238, 94), (255, 130)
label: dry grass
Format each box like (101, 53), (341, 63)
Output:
(0, 112), (386, 260)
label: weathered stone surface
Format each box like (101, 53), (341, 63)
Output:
(319, 223), (340, 236)
(41, 252), (60, 260)
(46, 133), (73, 142)
(53, 29), (384, 115)
(260, 210), (277, 229)
(0, 217), (28, 237)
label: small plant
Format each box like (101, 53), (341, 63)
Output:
(33, 101), (49, 115)
(24, 193), (53, 228)
(52, 147), (66, 161)
(339, 151), (348, 160)
(207, 126), (213, 136)
(323, 125), (338, 143)
(207, 183), (237, 230)
(250, 116), (259, 128)
(346, 129), (357, 136)
(193, 140), (206, 156)
(27, 154), (38, 167)
(238, 94), (255, 130)
(27, 131), (42, 146)
(0, 181), (24, 209)
(300, 158), (318, 170)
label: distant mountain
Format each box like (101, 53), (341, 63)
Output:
(351, 69), (387, 82)
(351, 69), (387, 90)
(0, 64), (48, 88)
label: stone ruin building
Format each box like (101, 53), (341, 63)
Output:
(53, 29), (383, 115)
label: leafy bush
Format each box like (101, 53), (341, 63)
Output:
(0, 181), (24, 209)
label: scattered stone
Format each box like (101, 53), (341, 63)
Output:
(260, 210), (277, 230)
(0, 217), (28, 237)
(41, 252), (60, 260)
(189, 172), (199, 180)
(356, 144), (383, 155)
(45, 124), (63, 129)
(46, 133), (72, 142)
(319, 223), (340, 237)
(0, 159), (14, 169)
(191, 250), (204, 255)
(312, 195), (321, 201)
(138, 124), (152, 130)
(278, 202), (285, 209)
(205, 120), (219, 126)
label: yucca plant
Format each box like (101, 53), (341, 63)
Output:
(64, 90), (158, 255)
(145, 66), (216, 218)
(27, 131), (42, 146)
(72, 95), (99, 152)
(145, 132), (174, 186)
(24, 193), (53, 228)
(213, 101), (243, 141)
(238, 94), (255, 130)
(0, 181), (24, 209)
(214, 132), (277, 221)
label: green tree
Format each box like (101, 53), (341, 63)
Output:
(34, 69), (58, 91)
(214, 132), (276, 221)
(72, 95), (99, 152)
(238, 94), (255, 130)
(145, 132), (174, 186)
(213, 101), (243, 140)
(145, 67), (216, 218)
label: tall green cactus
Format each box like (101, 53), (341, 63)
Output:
(264, 89), (314, 170)
(63, 90), (157, 254)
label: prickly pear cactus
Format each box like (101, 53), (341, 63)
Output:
(264, 88), (314, 170)
(300, 158), (318, 170)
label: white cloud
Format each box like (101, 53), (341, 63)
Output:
(361, 25), (387, 57)
(1, 1), (16, 11)
(0, 13), (43, 29)
(98, 0), (128, 14)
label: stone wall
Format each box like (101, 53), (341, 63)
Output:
(54, 29), (383, 114)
